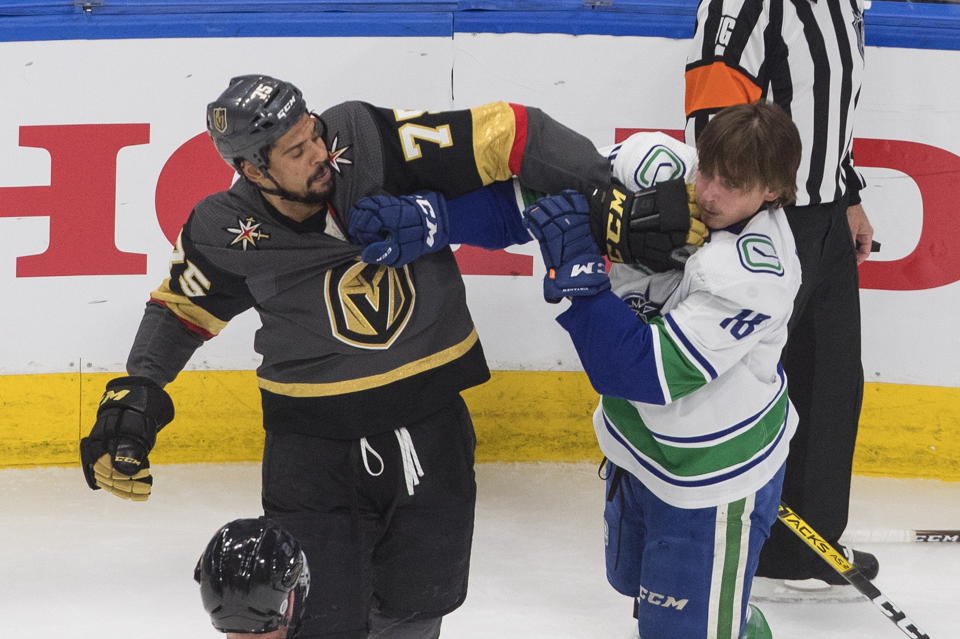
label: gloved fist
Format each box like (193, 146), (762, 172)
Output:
(80, 376), (174, 502)
(543, 256), (610, 301)
(522, 191), (598, 268)
(89, 453), (153, 501)
(589, 178), (708, 272)
(348, 192), (449, 267)
(523, 191), (610, 302)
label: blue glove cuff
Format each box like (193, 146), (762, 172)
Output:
(543, 255), (610, 301)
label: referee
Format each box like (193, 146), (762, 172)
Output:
(684, 0), (878, 591)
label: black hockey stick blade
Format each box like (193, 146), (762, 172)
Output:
(777, 502), (932, 639)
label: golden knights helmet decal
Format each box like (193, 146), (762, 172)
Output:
(211, 107), (228, 134)
(325, 262), (415, 349)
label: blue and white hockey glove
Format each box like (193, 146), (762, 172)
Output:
(543, 256), (609, 302)
(348, 192), (449, 267)
(523, 191), (610, 302)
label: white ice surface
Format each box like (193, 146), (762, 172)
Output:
(1, 463), (957, 638)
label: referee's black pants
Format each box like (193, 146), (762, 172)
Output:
(756, 197), (865, 579)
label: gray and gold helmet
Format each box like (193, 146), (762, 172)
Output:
(206, 75), (308, 171)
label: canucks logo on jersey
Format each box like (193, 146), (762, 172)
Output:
(737, 234), (783, 276)
(605, 134), (693, 192)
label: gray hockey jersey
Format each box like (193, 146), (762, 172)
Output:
(127, 100), (609, 438)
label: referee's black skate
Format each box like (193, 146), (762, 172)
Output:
(752, 546), (879, 603)
(816, 546), (879, 584)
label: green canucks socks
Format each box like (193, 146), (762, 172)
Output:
(741, 603), (773, 639)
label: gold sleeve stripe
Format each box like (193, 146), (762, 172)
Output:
(258, 328), (479, 397)
(150, 278), (228, 337)
(470, 102), (518, 185)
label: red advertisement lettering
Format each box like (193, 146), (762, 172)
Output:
(454, 244), (532, 276)
(6, 123), (956, 288)
(0, 124), (150, 277)
(155, 132), (235, 244)
(853, 138), (960, 291)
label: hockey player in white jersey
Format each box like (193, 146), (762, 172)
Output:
(522, 102), (803, 639)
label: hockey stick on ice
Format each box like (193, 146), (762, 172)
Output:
(777, 502), (932, 639)
(843, 528), (960, 544)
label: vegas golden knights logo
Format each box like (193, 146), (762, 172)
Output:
(212, 107), (228, 133)
(325, 262), (415, 349)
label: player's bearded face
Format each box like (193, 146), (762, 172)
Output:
(694, 170), (777, 229)
(267, 113), (335, 204)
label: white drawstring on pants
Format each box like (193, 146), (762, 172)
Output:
(394, 426), (424, 496)
(359, 427), (424, 496)
(360, 437), (384, 477)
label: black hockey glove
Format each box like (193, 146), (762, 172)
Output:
(79, 376), (174, 502)
(589, 178), (708, 272)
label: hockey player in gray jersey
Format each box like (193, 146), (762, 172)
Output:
(81, 75), (712, 639)
(76, 74), (617, 639)
(77, 75), (706, 639)
(523, 102), (803, 639)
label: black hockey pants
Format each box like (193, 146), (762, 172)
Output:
(262, 395), (476, 638)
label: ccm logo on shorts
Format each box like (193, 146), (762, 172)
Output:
(636, 585), (689, 611)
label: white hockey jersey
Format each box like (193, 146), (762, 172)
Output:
(559, 133), (801, 509)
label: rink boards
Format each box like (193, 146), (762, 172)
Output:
(2, 371), (958, 481)
(1, 2), (959, 479)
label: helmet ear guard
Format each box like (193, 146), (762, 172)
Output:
(195, 518), (310, 635)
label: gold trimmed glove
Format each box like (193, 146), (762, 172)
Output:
(79, 376), (173, 502)
(589, 178), (707, 271)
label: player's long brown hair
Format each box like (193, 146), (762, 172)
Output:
(697, 101), (801, 209)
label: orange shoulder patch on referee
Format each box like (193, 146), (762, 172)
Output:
(685, 62), (763, 116)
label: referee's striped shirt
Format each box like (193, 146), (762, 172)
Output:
(685, 0), (867, 207)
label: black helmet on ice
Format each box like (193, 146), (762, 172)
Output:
(194, 517), (311, 635)
(206, 75), (308, 171)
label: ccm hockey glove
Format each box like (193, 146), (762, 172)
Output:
(348, 192), (449, 267)
(589, 178), (707, 272)
(523, 191), (610, 302)
(79, 376), (174, 501)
